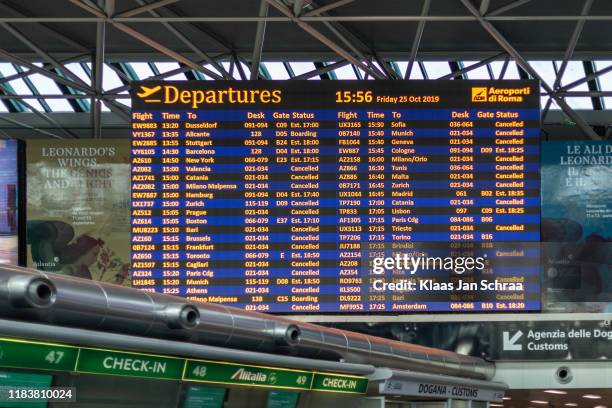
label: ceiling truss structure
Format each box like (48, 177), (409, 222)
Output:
(0, 0), (610, 140)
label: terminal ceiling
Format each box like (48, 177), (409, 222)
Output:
(0, 0), (610, 139)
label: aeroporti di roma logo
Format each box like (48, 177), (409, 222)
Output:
(471, 87), (488, 102)
(136, 85), (162, 102)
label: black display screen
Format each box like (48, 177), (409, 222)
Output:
(130, 81), (541, 313)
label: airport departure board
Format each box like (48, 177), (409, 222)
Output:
(130, 81), (541, 313)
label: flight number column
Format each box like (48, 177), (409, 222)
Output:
(336, 111), (365, 313)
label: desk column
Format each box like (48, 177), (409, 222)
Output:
(243, 113), (271, 311)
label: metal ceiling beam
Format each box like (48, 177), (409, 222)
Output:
(131, 0), (230, 79)
(0, 94), (126, 99)
(486, 62), (494, 79)
(67, 0), (107, 18)
(317, 20), (387, 78)
(115, 0), (180, 18)
(0, 115), (65, 139)
(460, 0), (601, 141)
(301, 0), (355, 17)
(145, 10), (234, 54)
(302, 0), (388, 79)
(0, 2), (89, 54)
(105, 0), (116, 17)
(100, 99), (130, 121)
(404, 0), (430, 79)
(554, 91), (612, 97)
(264, 0), (384, 79)
(4, 15), (612, 22)
(283, 61), (295, 78)
(0, 54), (88, 86)
(0, 18), (128, 118)
(104, 57), (226, 95)
(293, 0), (304, 17)
(582, 61), (605, 110)
(11, 64), (52, 112)
(479, 0), (490, 16)
(486, 0), (531, 17)
(438, 52), (505, 80)
(542, 0), (593, 120)
(0, 50), (93, 95)
(251, 0), (269, 80)
(233, 53), (248, 80)
(292, 60), (349, 80)
(0, 23), (93, 93)
(418, 61), (428, 79)
(111, 22), (224, 79)
(498, 55), (510, 79)
(0, 83), (77, 138)
(559, 64), (612, 91)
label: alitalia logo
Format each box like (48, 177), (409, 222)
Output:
(231, 368), (277, 384)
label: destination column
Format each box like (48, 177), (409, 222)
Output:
(181, 113), (229, 303)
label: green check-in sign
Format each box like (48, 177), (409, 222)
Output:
(184, 360), (312, 390)
(76, 349), (184, 381)
(0, 338), (367, 394)
(311, 373), (369, 394)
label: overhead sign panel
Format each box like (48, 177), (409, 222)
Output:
(491, 320), (612, 360)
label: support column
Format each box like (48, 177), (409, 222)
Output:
(92, 20), (105, 139)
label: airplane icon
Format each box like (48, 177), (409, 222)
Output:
(136, 85), (162, 101)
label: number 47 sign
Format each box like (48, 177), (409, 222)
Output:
(0, 339), (78, 372)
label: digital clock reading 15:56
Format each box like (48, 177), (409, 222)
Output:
(335, 90), (373, 103)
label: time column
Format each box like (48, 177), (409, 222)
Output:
(158, 112), (183, 295)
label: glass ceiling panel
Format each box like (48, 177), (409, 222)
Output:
(26, 73), (74, 111)
(489, 60), (520, 79)
(288, 62), (318, 79)
(102, 64), (125, 92)
(555, 61), (592, 110)
(594, 61), (612, 91)
(129, 63), (154, 80)
(528, 61), (558, 110)
(220, 62), (241, 80)
(461, 61), (491, 79)
(152, 62), (186, 81)
(594, 61), (612, 109)
(332, 64), (358, 80)
(0, 63), (39, 112)
(64, 63), (91, 85)
(423, 62), (452, 79)
(263, 62), (290, 80)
